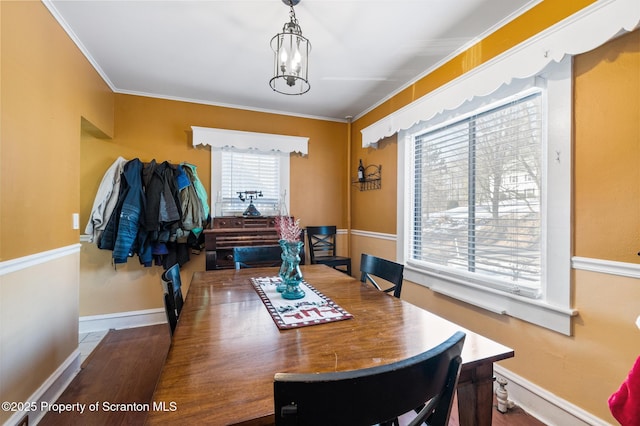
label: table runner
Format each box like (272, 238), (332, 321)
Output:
(250, 276), (353, 329)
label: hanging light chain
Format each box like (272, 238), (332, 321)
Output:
(289, 4), (296, 23)
(284, 4), (301, 35)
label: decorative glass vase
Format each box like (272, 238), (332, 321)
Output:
(280, 240), (305, 300)
(276, 240), (288, 292)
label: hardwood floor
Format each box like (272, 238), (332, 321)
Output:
(39, 324), (170, 426)
(39, 324), (545, 426)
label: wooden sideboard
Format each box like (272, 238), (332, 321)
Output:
(211, 216), (278, 229)
(204, 216), (282, 270)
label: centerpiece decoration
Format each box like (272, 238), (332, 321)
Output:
(275, 216), (305, 300)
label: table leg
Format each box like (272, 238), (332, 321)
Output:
(456, 363), (495, 426)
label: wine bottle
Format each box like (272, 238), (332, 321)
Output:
(357, 159), (365, 182)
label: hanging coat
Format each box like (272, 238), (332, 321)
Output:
(144, 160), (181, 243)
(181, 163), (210, 220)
(85, 156), (128, 243)
(99, 166), (130, 251)
(113, 159), (146, 264)
(180, 166), (205, 231)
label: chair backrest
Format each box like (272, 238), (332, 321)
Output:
(298, 229), (306, 265)
(360, 253), (405, 298)
(306, 226), (338, 263)
(233, 245), (283, 269)
(161, 263), (184, 336)
(274, 331), (465, 426)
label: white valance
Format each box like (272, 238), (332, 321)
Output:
(192, 126), (309, 156)
(362, 0), (640, 147)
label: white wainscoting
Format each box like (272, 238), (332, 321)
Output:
(0, 244), (81, 275)
(354, 230), (619, 424)
(2, 350), (81, 426)
(494, 365), (611, 426)
(572, 256), (640, 279)
(350, 229), (397, 241)
(0, 245), (81, 426)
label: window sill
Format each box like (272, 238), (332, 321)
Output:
(404, 263), (577, 336)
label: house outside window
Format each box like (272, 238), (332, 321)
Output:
(398, 57), (574, 334)
(410, 90), (543, 298)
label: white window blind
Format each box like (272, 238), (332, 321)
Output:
(219, 151), (281, 216)
(410, 91), (542, 297)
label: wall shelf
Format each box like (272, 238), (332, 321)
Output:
(352, 164), (382, 191)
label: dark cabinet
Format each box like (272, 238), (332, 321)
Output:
(204, 216), (282, 270)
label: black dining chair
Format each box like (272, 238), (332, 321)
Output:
(306, 225), (351, 275)
(274, 331), (466, 426)
(360, 253), (405, 298)
(233, 245), (283, 269)
(161, 263), (184, 336)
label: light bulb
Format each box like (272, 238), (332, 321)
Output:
(280, 48), (288, 65)
(292, 50), (301, 74)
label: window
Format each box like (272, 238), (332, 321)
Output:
(398, 57), (575, 335)
(196, 127), (308, 218)
(410, 91), (543, 298)
(212, 150), (290, 217)
(193, 126), (308, 217)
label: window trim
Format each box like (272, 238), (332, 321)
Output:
(194, 127), (308, 218)
(193, 126), (308, 155)
(360, 0), (640, 147)
(397, 57), (577, 335)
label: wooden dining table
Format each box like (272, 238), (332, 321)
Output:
(146, 264), (514, 426)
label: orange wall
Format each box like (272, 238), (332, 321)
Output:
(349, 1), (599, 235)
(348, 8), (640, 423)
(351, 135), (397, 234)
(81, 94), (348, 233)
(1, 2), (114, 423)
(79, 94), (348, 316)
(353, 0), (597, 137)
(1, 1), (114, 261)
(574, 31), (640, 262)
(3, 0), (637, 423)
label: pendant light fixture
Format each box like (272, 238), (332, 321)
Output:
(269, 0), (311, 95)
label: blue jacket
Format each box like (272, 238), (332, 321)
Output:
(113, 159), (146, 264)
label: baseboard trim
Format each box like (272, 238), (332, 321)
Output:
(4, 349), (81, 426)
(494, 365), (610, 426)
(79, 308), (167, 333)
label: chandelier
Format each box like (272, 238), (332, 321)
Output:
(269, 0), (311, 95)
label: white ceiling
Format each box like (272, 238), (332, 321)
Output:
(45, 0), (539, 121)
